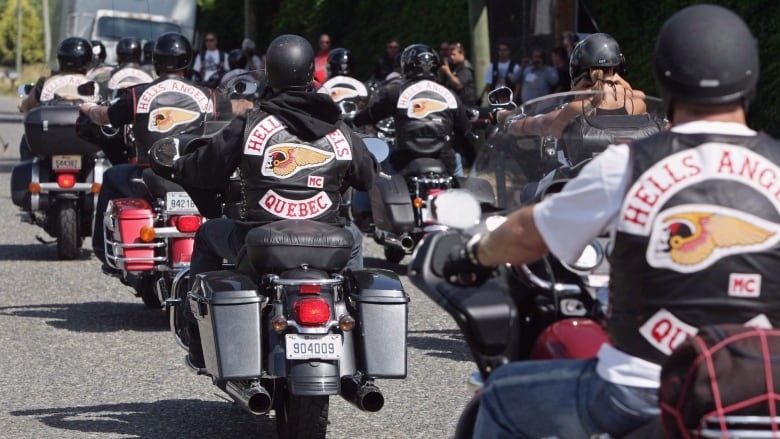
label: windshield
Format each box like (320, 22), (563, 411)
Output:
(96, 17), (180, 41)
(471, 90), (666, 211)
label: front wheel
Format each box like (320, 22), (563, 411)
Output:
(57, 200), (82, 260)
(274, 384), (329, 439)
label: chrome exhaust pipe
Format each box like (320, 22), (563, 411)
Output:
(339, 376), (384, 412)
(399, 234), (415, 251)
(382, 231), (415, 252)
(224, 381), (272, 415)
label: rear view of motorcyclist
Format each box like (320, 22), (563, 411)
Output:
(166, 34), (377, 368)
(17, 37), (96, 160)
(444, 4), (780, 438)
(107, 37), (153, 91)
(318, 47), (369, 116)
(86, 40), (113, 97)
(352, 43), (473, 175)
(79, 32), (228, 267)
(219, 48), (249, 86)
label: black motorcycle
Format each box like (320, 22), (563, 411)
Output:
(11, 84), (109, 259)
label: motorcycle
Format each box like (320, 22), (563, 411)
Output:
(87, 73), (260, 308)
(150, 132), (408, 439)
(11, 83), (109, 260)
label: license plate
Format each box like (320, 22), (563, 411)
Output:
(166, 191), (197, 213)
(52, 154), (81, 170)
(285, 334), (342, 360)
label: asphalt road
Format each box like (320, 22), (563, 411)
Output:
(0, 96), (474, 439)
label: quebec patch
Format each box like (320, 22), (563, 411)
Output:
(259, 190), (332, 219)
(639, 308), (698, 356)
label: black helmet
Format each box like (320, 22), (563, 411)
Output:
(265, 34), (314, 90)
(57, 37), (93, 72)
(116, 37), (142, 64)
(400, 44), (440, 79)
(327, 48), (353, 77)
(569, 33), (624, 85)
(228, 48), (248, 70)
(653, 4), (758, 109)
(91, 40), (107, 63)
(142, 41), (153, 64)
(153, 32), (193, 75)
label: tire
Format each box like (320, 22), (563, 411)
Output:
(136, 274), (162, 309)
(384, 247), (405, 264)
(274, 384), (329, 439)
(57, 201), (82, 260)
(453, 396), (480, 439)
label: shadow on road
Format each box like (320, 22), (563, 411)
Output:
(0, 301), (168, 332)
(407, 328), (471, 362)
(0, 244), (94, 261)
(10, 399), (277, 439)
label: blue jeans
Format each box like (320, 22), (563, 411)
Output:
(473, 358), (660, 438)
(92, 164), (142, 263)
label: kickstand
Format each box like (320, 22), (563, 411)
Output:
(35, 235), (56, 245)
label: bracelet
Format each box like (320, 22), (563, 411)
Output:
(466, 234), (483, 266)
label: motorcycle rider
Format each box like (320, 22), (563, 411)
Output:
(86, 40), (113, 99)
(79, 32), (232, 268)
(106, 37), (154, 91)
(140, 41), (156, 78)
(164, 34), (377, 368)
(318, 47), (369, 116)
(444, 4), (779, 438)
(17, 37), (97, 161)
(351, 43), (473, 176)
(219, 48), (249, 86)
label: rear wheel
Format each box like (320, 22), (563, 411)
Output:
(274, 383), (329, 439)
(453, 396), (480, 439)
(136, 274), (162, 309)
(57, 200), (82, 260)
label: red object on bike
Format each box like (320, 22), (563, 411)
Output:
(299, 284), (321, 295)
(56, 174), (76, 188)
(530, 318), (611, 360)
(111, 198), (155, 271)
(294, 297), (331, 326)
(171, 215), (202, 233)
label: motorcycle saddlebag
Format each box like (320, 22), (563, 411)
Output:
(24, 106), (101, 156)
(11, 160), (35, 210)
(369, 173), (414, 233)
(349, 268), (409, 378)
(107, 198), (155, 271)
(189, 270), (267, 380)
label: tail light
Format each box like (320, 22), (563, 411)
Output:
(293, 297), (330, 326)
(57, 174), (76, 189)
(171, 215), (202, 233)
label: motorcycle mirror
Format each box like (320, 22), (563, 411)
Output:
(18, 83), (32, 97)
(149, 136), (180, 178)
(232, 79), (258, 97)
(428, 189), (481, 229)
(77, 81), (97, 97)
(488, 87), (514, 106)
(363, 137), (390, 163)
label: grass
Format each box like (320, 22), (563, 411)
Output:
(0, 63), (52, 97)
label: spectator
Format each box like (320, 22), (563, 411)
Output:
(241, 38), (263, 71)
(313, 33), (331, 84)
(440, 41), (477, 106)
(192, 31), (229, 87)
(562, 30), (578, 58)
(438, 41), (451, 60)
(551, 46), (570, 92)
(373, 38), (401, 82)
(482, 39), (521, 104)
(518, 48), (558, 103)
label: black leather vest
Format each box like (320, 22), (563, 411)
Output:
(561, 112), (665, 165)
(393, 79), (457, 157)
(107, 65), (153, 90)
(318, 75), (368, 115)
(239, 110), (352, 224)
(610, 131), (780, 365)
(131, 77), (215, 164)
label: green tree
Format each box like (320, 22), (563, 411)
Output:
(0, 0), (44, 64)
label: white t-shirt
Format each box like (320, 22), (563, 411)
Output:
(193, 49), (230, 81)
(483, 60), (522, 89)
(532, 120), (758, 387)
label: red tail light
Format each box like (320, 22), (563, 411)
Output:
(57, 174), (76, 189)
(171, 215), (202, 233)
(299, 284), (321, 295)
(294, 297), (330, 326)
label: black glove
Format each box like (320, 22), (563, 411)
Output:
(487, 108), (501, 125)
(442, 234), (493, 287)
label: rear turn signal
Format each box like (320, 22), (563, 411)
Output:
(139, 225), (156, 242)
(91, 182), (102, 194)
(172, 215), (202, 233)
(57, 174), (76, 189)
(28, 182), (41, 194)
(412, 197), (424, 208)
(294, 297), (330, 326)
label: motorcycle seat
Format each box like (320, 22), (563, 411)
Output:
(141, 168), (187, 198)
(237, 219), (354, 276)
(401, 158), (447, 177)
